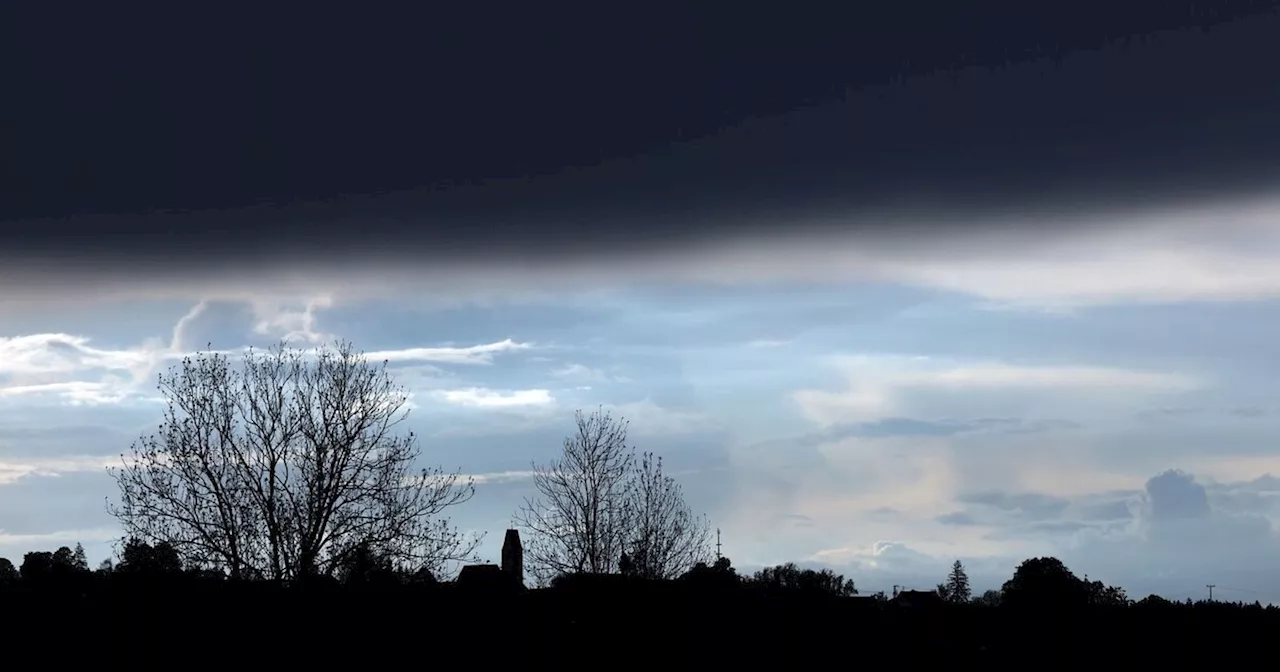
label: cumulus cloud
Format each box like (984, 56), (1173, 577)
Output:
(771, 467), (1280, 599)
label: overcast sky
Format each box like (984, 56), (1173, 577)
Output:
(5, 6), (1280, 603)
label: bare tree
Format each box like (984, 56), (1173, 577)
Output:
(514, 408), (636, 583)
(108, 341), (480, 581)
(513, 408), (712, 584)
(624, 452), (712, 579)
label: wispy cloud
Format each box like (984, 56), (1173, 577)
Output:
(891, 364), (1199, 392)
(795, 357), (1200, 426)
(0, 454), (119, 485)
(438, 388), (555, 408)
(467, 470), (538, 485)
(602, 398), (716, 437)
(0, 380), (157, 406)
(0, 527), (124, 548)
(250, 295), (334, 344)
(745, 339), (792, 348)
(366, 339), (533, 365)
(550, 363), (611, 383)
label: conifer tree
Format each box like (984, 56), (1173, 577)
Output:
(944, 559), (971, 603)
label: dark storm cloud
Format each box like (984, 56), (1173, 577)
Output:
(3, 3), (1280, 273)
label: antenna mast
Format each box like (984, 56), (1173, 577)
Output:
(715, 528), (722, 561)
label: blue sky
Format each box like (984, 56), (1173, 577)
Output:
(5, 198), (1280, 604)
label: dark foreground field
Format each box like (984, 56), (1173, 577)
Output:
(4, 578), (1273, 666)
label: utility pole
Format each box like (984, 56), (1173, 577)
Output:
(715, 528), (722, 561)
(1207, 584), (1216, 601)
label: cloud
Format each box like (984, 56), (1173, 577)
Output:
(782, 467), (1280, 599)
(12, 194), (1280, 314)
(0, 380), (155, 406)
(438, 388), (555, 408)
(366, 339), (533, 365)
(0, 455), (118, 485)
(550, 363), (610, 383)
(788, 417), (1081, 445)
(794, 357), (1199, 426)
(466, 470), (537, 485)
(936, 511), (981, 526)
(0, 334), (156, 378)
(0, 527), (122, 550)
(0, 301), (219, 405)
(249, 295), (334, 343)
(603, 398), (716, 437)
(746, 339), (792, 348)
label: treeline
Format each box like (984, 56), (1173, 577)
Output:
(1, 542), (1265, 615)
(0, 542), (1275, 665)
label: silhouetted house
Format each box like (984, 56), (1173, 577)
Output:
(457, 563), (504, 584)
(893, 589), (944, 608)
(457, 529), (524, 590)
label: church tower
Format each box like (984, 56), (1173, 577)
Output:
(501, 529), (523, 587)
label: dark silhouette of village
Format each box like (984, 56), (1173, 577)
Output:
(2, 529), (1276, 665)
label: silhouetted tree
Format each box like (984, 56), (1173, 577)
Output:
(515, 408), (637, 582)
(941, 559), (971, 603)
(336, 541), (399, 586)
(679, 555), (740, 587)
(0, 557), (17, 586)
(19, 551), (53, 583)
(973, 588), (1002, 606)
(749, 563), (857, 597)
(108, 341), (480, 581)
(1084, 578), (1130, 606)
(72, 543), (89, 572)
(515, 408), (712, 584)
(1135, 594), (1172, 608)
(1001, 557), (1088, 609)
(623, 452), (712, 579)
(404, 566), (438, 585)
(117, 537), (184, 576)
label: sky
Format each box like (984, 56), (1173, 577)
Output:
(8, 199), (1280, 601)
(5, 5), (1280, 603)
